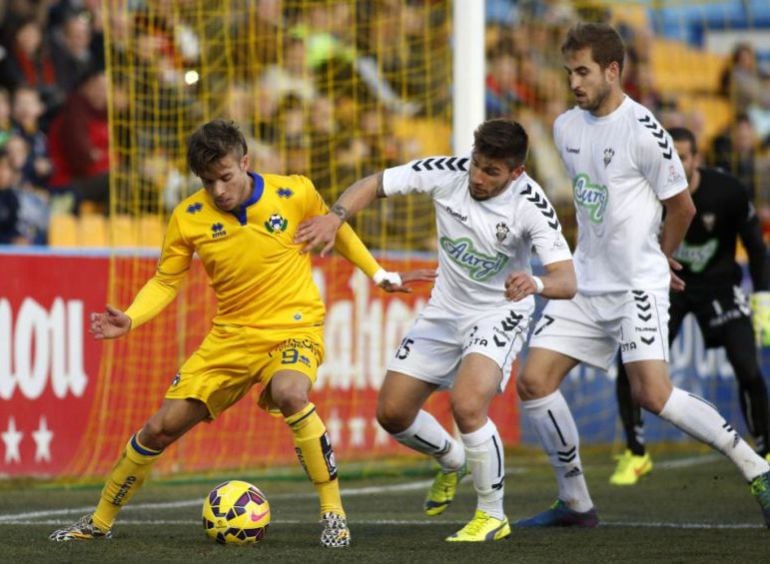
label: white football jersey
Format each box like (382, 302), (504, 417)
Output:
(383, 156), (572, 309)
(554, 96), (688, 294)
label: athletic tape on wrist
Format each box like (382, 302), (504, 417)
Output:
(373, 268), (402, 287)
(532, 276), (544, 295)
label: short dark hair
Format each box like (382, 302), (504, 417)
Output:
(472, 118), (529, 169)
(668, 126), (697, 154)
(186, 119), (248, 177)
(562, 22), (625, 76)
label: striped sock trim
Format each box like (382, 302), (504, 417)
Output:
(130, 433), (163, 456)
(285, 403), (317, 428)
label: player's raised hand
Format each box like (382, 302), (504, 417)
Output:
(668, 256), (686, 292)
(294, 214), (341, 256)
(377, 269), (437, 293)
(90, 304), (132, 339)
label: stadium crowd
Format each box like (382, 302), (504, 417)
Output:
(0, 0), (769, 248)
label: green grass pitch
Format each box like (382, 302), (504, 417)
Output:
(2, 448), (769, 563)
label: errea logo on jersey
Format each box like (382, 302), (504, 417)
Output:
(440, 236), (508, 281)
(211, 223), (227, 238)
(186, 202), (203, 214)
(573, 173), (608, 223)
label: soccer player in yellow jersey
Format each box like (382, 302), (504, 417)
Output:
(49, 119), (432, 548)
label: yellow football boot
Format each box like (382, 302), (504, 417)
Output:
(446, 510), (511, 542)
(609, 450), (653, 486)
(424, 464), (467, 516)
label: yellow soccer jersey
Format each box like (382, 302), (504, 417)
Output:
(125, 172), (381, 330)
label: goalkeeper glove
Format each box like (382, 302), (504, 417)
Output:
(751, 291), (770, 346)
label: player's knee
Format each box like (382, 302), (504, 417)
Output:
(139, 421), (176, 450)
(516, 371), (551, 401)
(450, 396), (486, 431)
(272, 388), (309, 416)
(633, 389), (666, 415)
(376, 401), (410, 434)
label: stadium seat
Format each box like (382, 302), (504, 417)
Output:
(138, 216), (165, 248)
(79, 200), (105, 215)
(78, 213), (108, 247)
(677, 94), (734, 150)
(48, 214), (79, 247)
(651, 39), (726, 95)
(110, 214), (138, 247)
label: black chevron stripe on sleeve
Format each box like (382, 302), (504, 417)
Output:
(411, 157), (469, 172)
(520, 184), (560, 230)
(637, 114), (673, 160)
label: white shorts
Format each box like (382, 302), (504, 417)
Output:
(528, 290), (670, 371)
(386, 300), (532, 391)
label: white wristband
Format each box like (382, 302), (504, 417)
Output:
(532, 275), (544, 295)
(373, 268), (402, 287)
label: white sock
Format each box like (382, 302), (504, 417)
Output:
(521, 390), (594, 512)
(460, 419), (505, 520)
(391, 410), (464, 471)
(659, 388), (770, 481)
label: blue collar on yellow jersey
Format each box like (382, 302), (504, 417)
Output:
(231, 171), (265, 225)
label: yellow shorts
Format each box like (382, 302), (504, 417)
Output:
(165, 324), (324, 419)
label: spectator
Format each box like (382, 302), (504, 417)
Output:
(5, 132), (49, 244)
(259, 35), (317, 107)
(48, 68), (109, 214)
(711, 113), (770, 204)
(486, 40), (535, 117)
(0, 87), (11, 148)
(11, 85), (51, 190)
(51, 9), (98, 92)
(0, 17), (65, 121)
(0, 148), (24, 245)
(721, 42), (770, 140)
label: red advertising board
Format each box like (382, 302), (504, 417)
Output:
(0, 251), (520, 478)
(1, 252), (107, 476)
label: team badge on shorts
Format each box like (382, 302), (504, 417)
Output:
(171, 373), (181, 386)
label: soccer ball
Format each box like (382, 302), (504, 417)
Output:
(201, 480), (271, 545)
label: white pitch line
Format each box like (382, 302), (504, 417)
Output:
(0, 479), (436, 522)
(0, 518), (763, 530)
(0, 454), (751, 529)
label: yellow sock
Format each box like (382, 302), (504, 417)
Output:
(92, 433), (162, 531)
(285, 403), (344, 516)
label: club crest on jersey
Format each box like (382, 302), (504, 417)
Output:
(603, 148), (615, 167)
(495, 222), (510, 242)
(573, 173), (608, 223)
(265, 213), (288, 233)
(211, 222), (227, 238)
(440, 236), (508, 281)
(701, 212), (716, 232)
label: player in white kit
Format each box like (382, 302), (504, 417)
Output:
(514, 22), (770, 528)
(295, 119), (576, 541)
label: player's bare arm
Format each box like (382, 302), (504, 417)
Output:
(504, 259), (576, 302)
(90, 304), (132, 340)
(659, 190), (696, 292)
(295, 172), (385, 255)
